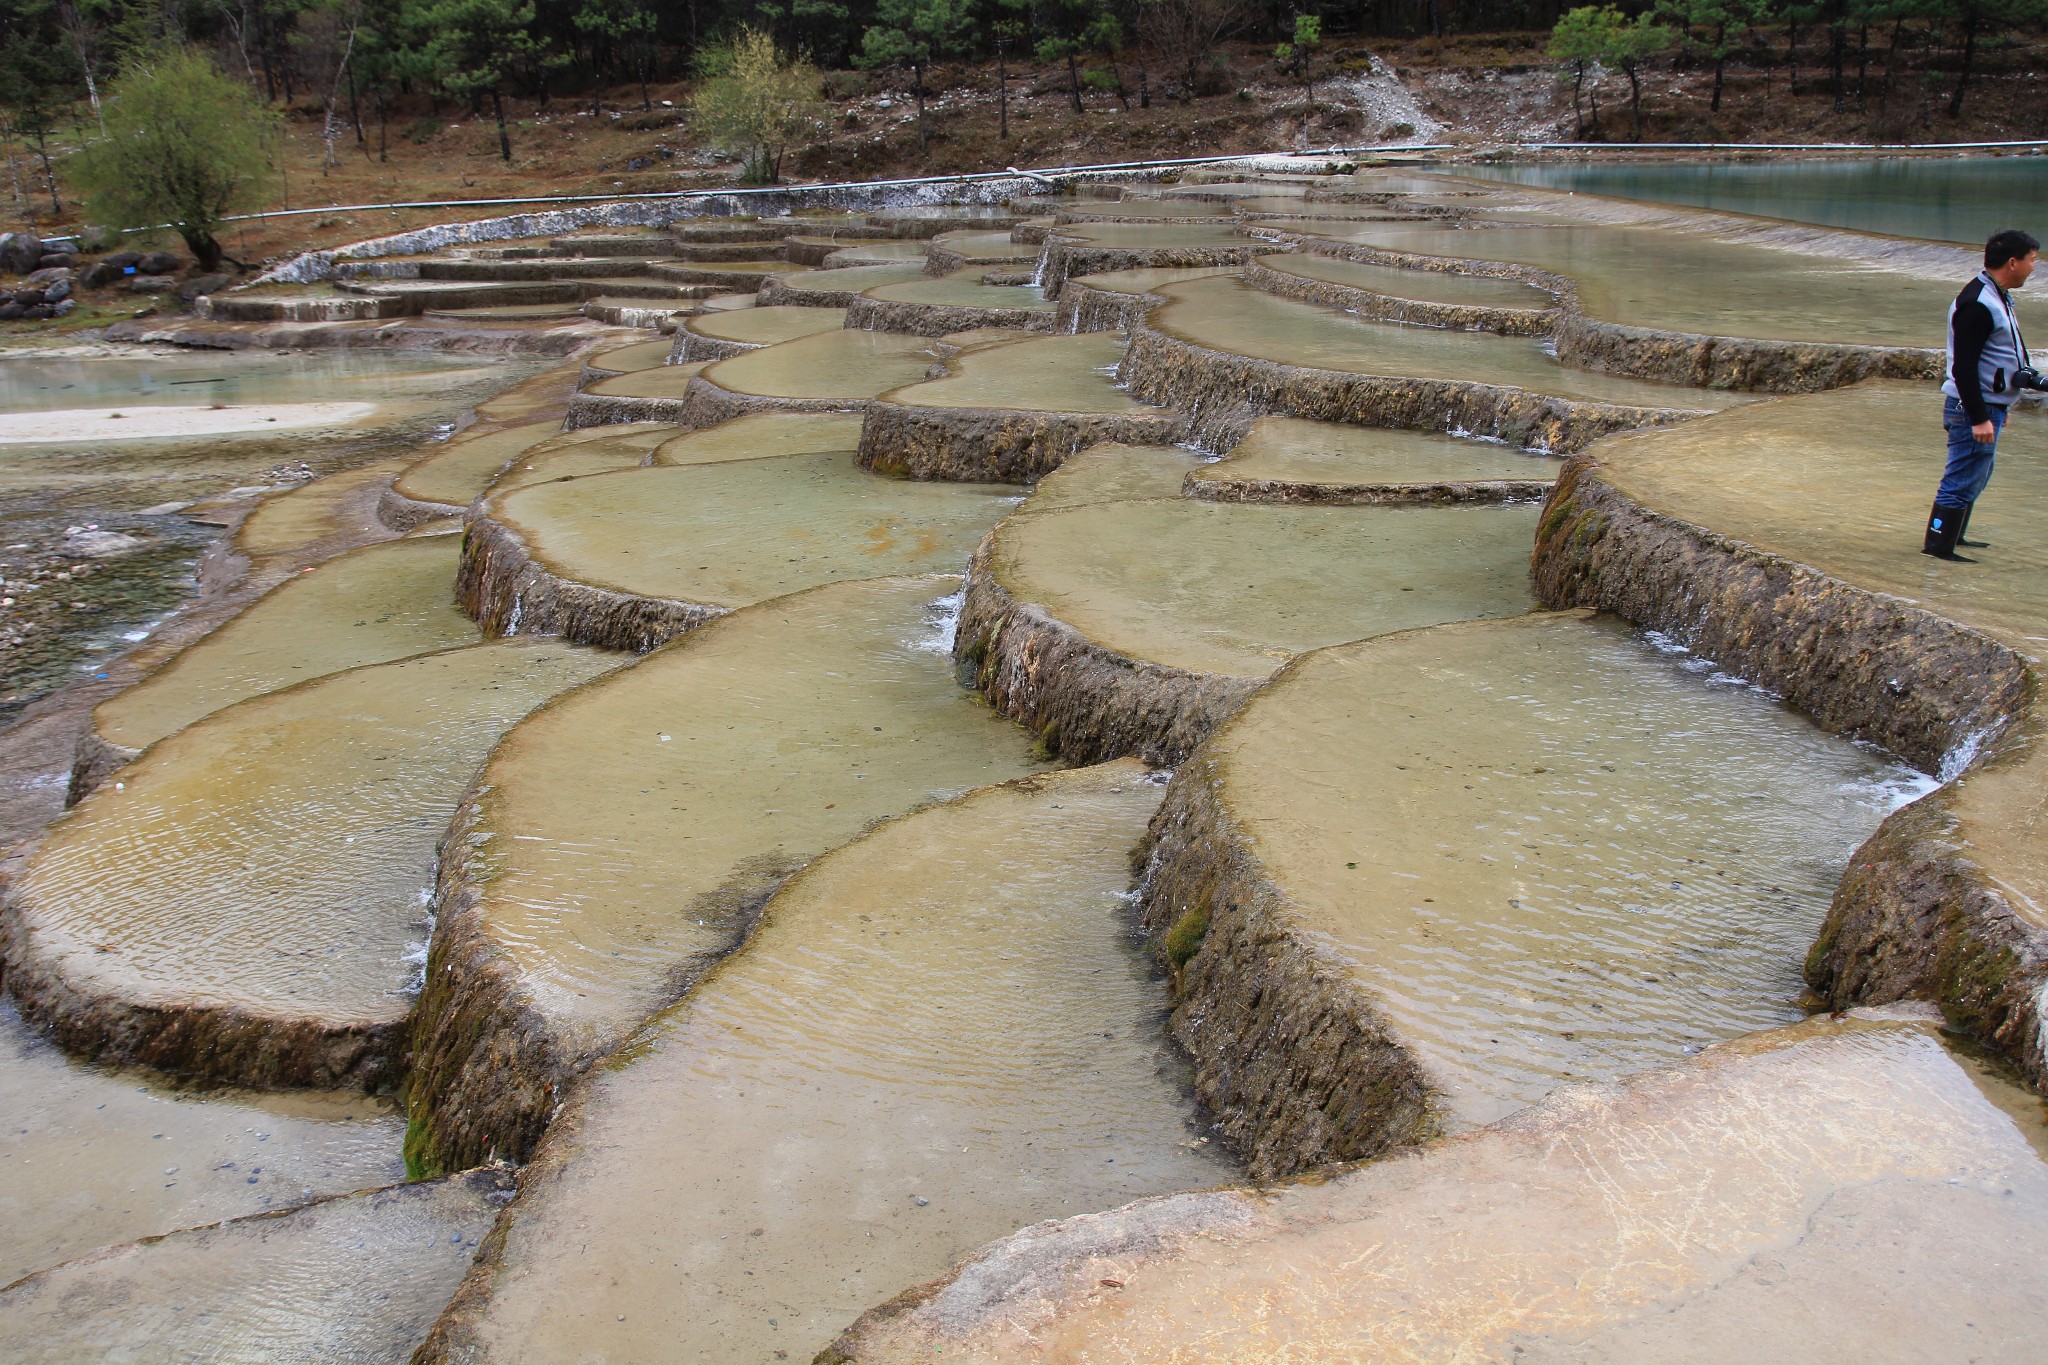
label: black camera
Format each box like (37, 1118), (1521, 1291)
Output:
(2017, 364), (2048, 392)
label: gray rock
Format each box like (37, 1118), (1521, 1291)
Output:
(102, 249), (143, 271)
(20, 265), (70, 288)
(74, 224), (121, 253)
(81, 261), (120, 289)
(21, 303), (51, 320)
(128, 274), (177, 293)
(0, 231), (43, 274)
(0, 302), (21, 320)
(51, 298), (73, 317)
(137, 250), (184, 274)
(37, 252), (73, 270)
(42, 278), (70, 303)
(11, 287), (45, 306)
(62, 530), (147, 558)
(177, 272), (234, 303)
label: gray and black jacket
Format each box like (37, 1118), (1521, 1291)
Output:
(1943, 271), (2032, 422)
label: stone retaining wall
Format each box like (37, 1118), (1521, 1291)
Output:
(856, 403), (1187, 482)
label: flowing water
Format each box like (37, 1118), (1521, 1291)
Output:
(12, 640), (622, 1035)
(1257, 252), (1558, 309)
(647, 411), (864, 465)
(0, 996), (404, 1285)
(984, 498), (1539, 677)
(484, 452), (1016, 607)
(1290, 221), (1971, 343)
(1151, 274), (1760, 410)
(697, 329), (935, 401)
(1216, 612), (1932, 1126)
(880, 332), (1163, 412)
(1198, 415), (1564, 493)
(92, 535), (479, 752)
(425, 762), (1234, 1365)
(447, 575), (1049, 1057)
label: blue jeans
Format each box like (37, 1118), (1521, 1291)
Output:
(1937, 394), (2008, 507)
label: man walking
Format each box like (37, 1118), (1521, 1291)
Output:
(1924, 228), (2041, 563)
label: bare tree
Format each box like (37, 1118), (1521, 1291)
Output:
(1137, 0), (1251, 101)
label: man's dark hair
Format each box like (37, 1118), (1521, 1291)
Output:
(1986, 228), (2040, 269)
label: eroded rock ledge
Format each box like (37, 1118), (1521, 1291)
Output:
(1252, 230), (1942, 394)
(843, 294), (1056, 336)
(456, 506), (723, 651)
(857, 404), (1187, 484)
(1120, 322), (1686, 453)
(1532, 454), (2048, 1092)
(1128, 745), (1440, 1179)
(953, 536), (1259, 768)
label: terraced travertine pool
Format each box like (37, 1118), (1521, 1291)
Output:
(4, 163), (2045, 1363)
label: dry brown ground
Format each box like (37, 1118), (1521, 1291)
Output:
(2, 32), (2043, 275)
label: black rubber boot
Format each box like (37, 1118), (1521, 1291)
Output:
(1957, 501), (1989, 548)
(1922, 502), (1975, 562)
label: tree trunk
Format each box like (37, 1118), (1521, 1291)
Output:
(1571, 63), (1585, 137)
(348, 62), (364, 143)
(1786, 17), (1799, 97)
(493, 88), (512, 161)
(378, 90), (389, 162)
(1067, 50), (1084, 114)
(1855, 21), (1869, 106)
(182, 227), (224, 273)
(914, 61), (927, 151)
(1711, 24), (1726, 115)
(1626, 64), (1642, 140)
(1947, 9), (1978, 118)
(1829, 4), (1847, 112)
(997, 45), (1008, 141)
(34, 133), (58, 216)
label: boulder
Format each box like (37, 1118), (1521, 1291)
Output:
(74, 224), (121, 253)
(51, 299), (73, 317)
(0, 302), (22, 320)
(127, 274), (176, 293)
(176, 272), (234, 303)
(23, 266), (72, 288)
(102, 249), (144, 270)
(9, 287), (45, 306)
(22, 304), (52, 320)
(137, 250), (184, 274)
(0, 231), (43, 274)
(43, 278), (70, 302)
(37, 252), (73, 270)
(81, 261), (120, 289)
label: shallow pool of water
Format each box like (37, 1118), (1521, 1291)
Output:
(988, 498), (1539, 677)
(883, 332), (1158, 413)
(1449, 155), (2048, 246)
(700, 330), (934, 401)
(452, 762), (1234, 1364)
(1221, 611), (1931, 1127)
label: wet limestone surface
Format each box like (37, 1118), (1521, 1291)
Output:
(0, 998), (404, 1285)
(1196, 415), (1564, 496)
(442, 575), (1050, 1064)
(880, 332), (1163, 414)
(1592, 383), (2048, 656)
(860, 270), (1053, 311)
(487, 424), (675, 495)
(481, 453), (1014, 608)
(582, 360), (709, 401)
(1315, 222), (1974, 345)
(1052, 222), (1254, 249)
(94, 536), (479, 752)
(767, 263), (927, 295)
(393, 422), (562, 510)
(1208, 612), (1920, 1127)
(436, 763), (1233, 1364)
(682, 304), (848, 347)
(929, 229), (1037, 260)
(698, 329), (934, 401)
(584, 339), (673, 374)
(822, 239), (928, 264)
(1065, 265), (1235, 295)
(1017, 442), (1207, 513)
(10, 640), (622, 1053)
(1061, 199), (1235, 219)
(0, 1168), (508, 1364)
(1258, 252), (1557, 309)
(829, 1013), (2048, 1364)
(1149, 275), (1756, 411)
(235, 458), (408, 557)
(648, 411), (864, 465)
(988, 498), (1539, 677)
